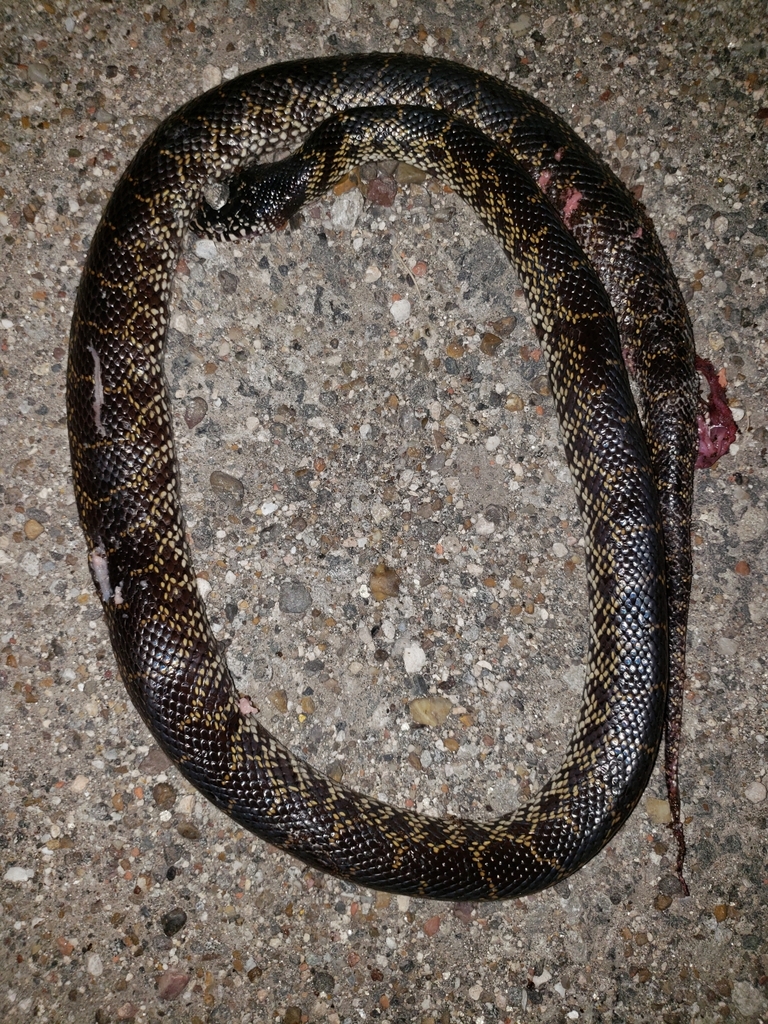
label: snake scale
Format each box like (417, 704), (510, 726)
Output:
(67, 54), (718, 900)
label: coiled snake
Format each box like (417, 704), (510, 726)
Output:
(67, 55), (731, 900)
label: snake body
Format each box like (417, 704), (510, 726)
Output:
(67, 55), (699, 900)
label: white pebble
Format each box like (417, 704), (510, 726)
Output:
(331, 189), (363, 231)
(201, 64), (222, 90)
(20, 552), (40, 577)
(474, 514), (495, 537)
(552, 542), (568, 558)
(87, 954), (104, 977)
(194, 238), (218, 260)
(196, 577), (212, 601)
(390, 297), (411, 323)
(3, 866), (33, 883)
(402, 643), (426, 674)
(328, 0), (351, 19)
(484, 435), (500, 452)
(744, 781), (766, 804)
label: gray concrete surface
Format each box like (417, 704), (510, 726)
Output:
(1, 1), (766, 1021)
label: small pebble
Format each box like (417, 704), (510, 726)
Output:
(160, 908), (188, 937)
(480, 332), (503, 355)
(4, 866), (33, 883)
(369, 562), (401, 600)
(279, 582), (311, 615)
(395, 162), (428, 184)
(267, 688), (288, 713)
(328, 0), (351, 20)
(423, 914), (441, 936)
(176, 822), (201, 841)
(152, 782), (177, 810)
(24, 519), (44, 539)
(732, 980), (768, 1018)
(403, 643), (427, 675)
(390, 297), (411, 322)
(474, 514), (495, 536)
(645, 797), (672, 824)
(367, 176), (397, 207)
(201, 65), (222, 90)
(331, 189), (363, 230)
(156, 969), (190, 1000)
(717, 636), (738, 658)
(184, 396), (208, 428)
(194, 238), (218, 260)
(210, 470), (244, 507)
(744, 781), (766, 804)
(87, 954), (104, 978)
(409, 694), (452, 726)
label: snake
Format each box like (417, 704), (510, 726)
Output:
(66, 54), (727, 900)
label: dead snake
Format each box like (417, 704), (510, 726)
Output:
(67, 54), (727, 899)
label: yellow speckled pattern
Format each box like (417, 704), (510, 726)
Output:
(67, 55), (699, 900)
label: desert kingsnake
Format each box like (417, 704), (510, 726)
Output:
(67, 54), (705, 899)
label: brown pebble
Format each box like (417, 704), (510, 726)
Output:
(332, 171), (358, 195)
(480, 332), (503, 356)
(452, 902), (475, 926)
(156, 969), (190, 1000)
(369, 562), (401, 601)
(505, 394), (524, 412)
(176, 821), (201, 840)
(446, 340), (465, 358)
(367, 176), (397, 207)
(488, 315), (517, 336)
(267, 688), (288, 713)
(409, 695), (452, 727)
(395, 162), (428, 184)
(210, 469), (244, 507)
(283, 1007), (302, 1024)
(654, 894), (673, 911)
(184, 395), (208, 428)
(734, 560), (750, 575)
(152, 782), (177, 810)
(24, 519), (44, 539)
(713, 903), (728, 923)
(423, 914), (441, 936)
(140, 746), (172, 773)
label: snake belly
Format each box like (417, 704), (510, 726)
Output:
(67, 55), (695, 901)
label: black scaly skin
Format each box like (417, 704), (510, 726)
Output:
(67, 55), (697, 900)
